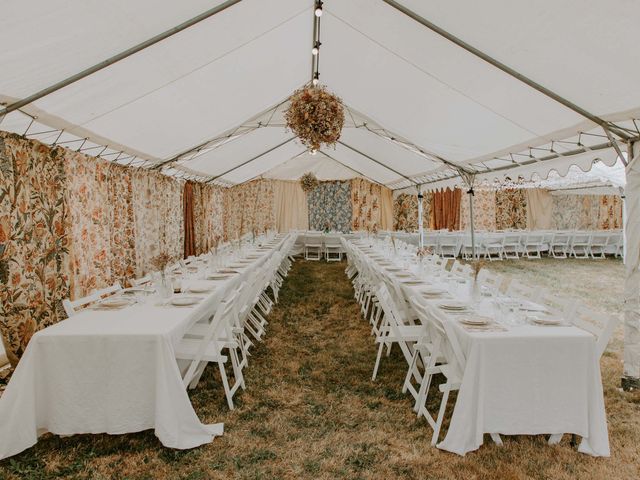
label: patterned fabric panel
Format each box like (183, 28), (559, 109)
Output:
(351, 178), (382, 232)
(0, 133), (71, 363)
(495, 189), (528, 230)
(308, 181), (352, 232)
(460, 189), (497, 231)
(223, 179), (275, 240)
(392, 193), (431, 232)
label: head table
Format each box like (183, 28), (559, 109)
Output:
(0, 234), (291, 460)
(349, 238), (609, 456)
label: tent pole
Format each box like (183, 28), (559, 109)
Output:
(0, 0), (243, 117)
(623, 140), (640, 391)
(417, 185), (424, 248)
(468, 187), (476, 261)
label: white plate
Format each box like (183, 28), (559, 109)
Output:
(439, 301), (469, 310)
(171, 296), (201, 307)
(99, 298), (131, 308)
(530, 317), (563, 326)
(460, 316), (491, 326)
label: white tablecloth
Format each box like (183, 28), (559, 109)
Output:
(351, 240), (610, 456)
(437, 323), (609, 456)
(0, 239), (285, 460)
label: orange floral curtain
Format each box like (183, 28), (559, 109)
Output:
(430, 188), (461, 231)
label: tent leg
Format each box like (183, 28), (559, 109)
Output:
(417, 186), (424, 248)
(623, 141), (640, 391)
(468, 188), (476, 261)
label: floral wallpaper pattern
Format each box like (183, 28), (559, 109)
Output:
(598, 195), (623, 230)
(192, 182), (224, 254)
(460, 189), (497, 231)
(495, 189), (528, 230)
(552, 194), (622, 230)
(65, 154), (136, 298)
(392, 193), (431, 232)
(308, 181), (352, 232)
(223, 179), (275, 240)
(0, 133), (71, 363)
(131, 170), (184, 277)
(351, 178), (382, 232)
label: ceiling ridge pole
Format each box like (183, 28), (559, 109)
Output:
(380, 0), (631, 141)
(0, 0), (243, 117)
(206, 136), (297, 184)
(337, 140), (418, 186)
(319, 150), (389, 187)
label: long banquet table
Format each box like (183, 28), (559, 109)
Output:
(0, 235), (290, 460)
(349, 239), (610, 456)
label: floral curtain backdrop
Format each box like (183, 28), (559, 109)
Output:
(308, 181), (352, 232)
(598, 195), (623, 229)
(495, 189), (528, 230)
(65, 153), (137, 298)
(131, 170), (184, 278)
(351, 178), (382, 232)
(0, 133), (71, 364)
(460, 189), (497, 231)
(392, 193), (431, 232)
(551, 194), (622, 230)
(223, 179), (275, 240)
(196, 182), (224, 252)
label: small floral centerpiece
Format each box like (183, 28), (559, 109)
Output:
(416, 246), (432, 258)
(300, 172), (319, 193)
(150, 252), (172, 272)
(285, 85), (345, 151)
(324, 220), (331, 233)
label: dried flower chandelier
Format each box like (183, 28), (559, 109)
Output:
(285, 1), (344, 152)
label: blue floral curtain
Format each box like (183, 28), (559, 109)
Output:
(307, 181), (352, 232)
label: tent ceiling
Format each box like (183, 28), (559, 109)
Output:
(1, 0), (639, 188)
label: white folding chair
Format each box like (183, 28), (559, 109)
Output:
(176, 290), (244, 409)
(501, 232), (522, 259)
(476, 269), (503, 296)
(372, 285), (426, 381)
(482, 233), (504, 261)
(62, 282), (122, 317)
(589, 232), (609, 259)
(521, 232), (545, 259)
(569, 231), (591, 259)
(549, 232), (571, 258)
(304, 234), (323, 261)
(324, 235), (343, 261)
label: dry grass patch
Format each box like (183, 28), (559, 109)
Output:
(1, 259), (640, 479)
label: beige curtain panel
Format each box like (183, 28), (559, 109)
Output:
(526, 188), (554, 230)
(379, 187), (394, 231)
(273, 180), (309, 232)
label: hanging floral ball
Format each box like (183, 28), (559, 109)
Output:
(300, 172), (319, 193)
(285, 86), (345, 151)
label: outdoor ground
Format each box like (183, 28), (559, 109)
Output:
(1, 258), (639, 480)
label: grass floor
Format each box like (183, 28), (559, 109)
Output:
(1, 258), (640, 479)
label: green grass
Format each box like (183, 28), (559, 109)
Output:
(1, 258), (639, 479)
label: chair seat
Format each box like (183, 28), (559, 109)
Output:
(176, 338), (228, 362)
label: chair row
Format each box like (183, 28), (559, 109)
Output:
(63, 234), (297, 410)
(343, 240), (618, 448)
(422, 230), (623, 260)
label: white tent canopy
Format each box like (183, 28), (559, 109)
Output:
(1, 0), (639, 187)
(1, 0), (640, 386)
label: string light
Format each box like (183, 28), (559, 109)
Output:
(312, 72), (319, 86)
(312, 42), (320, 56)
(314, 1), (323, 17)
